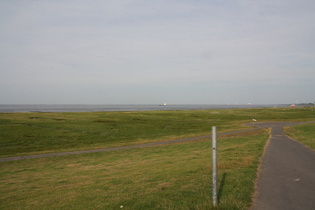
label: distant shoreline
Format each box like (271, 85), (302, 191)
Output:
(0, 104), (309, 113)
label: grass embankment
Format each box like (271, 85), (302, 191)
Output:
(1, 129), (268, 209)
(0, 107), (314, 209)
(284, 123), (315, 150)
(1, 107), (314, 157)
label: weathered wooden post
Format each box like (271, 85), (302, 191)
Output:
(212, 126), (218, 207)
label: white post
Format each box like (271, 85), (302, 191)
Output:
(212, 126), (218, 207)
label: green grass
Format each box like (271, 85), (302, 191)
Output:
(0, 107), (314, 209)
(1, 107), (314, 157)
(0, 129), (268, 209)
(284, 123), (315, 150)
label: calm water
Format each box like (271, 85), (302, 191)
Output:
(0, 104), (292, 113)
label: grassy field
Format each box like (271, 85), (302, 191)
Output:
(1, 129), (269, 209)
(1, 107), (314, 157)
(0, 107), (314, 209)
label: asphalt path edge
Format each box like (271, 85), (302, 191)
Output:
(251, 121), (315, 210)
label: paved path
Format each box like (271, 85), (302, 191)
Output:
(251, 122), (315, 210)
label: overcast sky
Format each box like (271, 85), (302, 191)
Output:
(1, 0), (314, 104)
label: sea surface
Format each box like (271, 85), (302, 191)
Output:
(0, 104), (293, 113)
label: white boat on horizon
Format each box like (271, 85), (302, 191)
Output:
(159, 103), (167, 106)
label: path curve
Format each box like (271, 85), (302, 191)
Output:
(251, 121), (315, 210)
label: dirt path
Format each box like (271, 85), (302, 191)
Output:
(251, 122), (315, 210)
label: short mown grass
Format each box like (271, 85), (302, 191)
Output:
(0, 129), (268, 209)
(284, 123), (315, 150)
